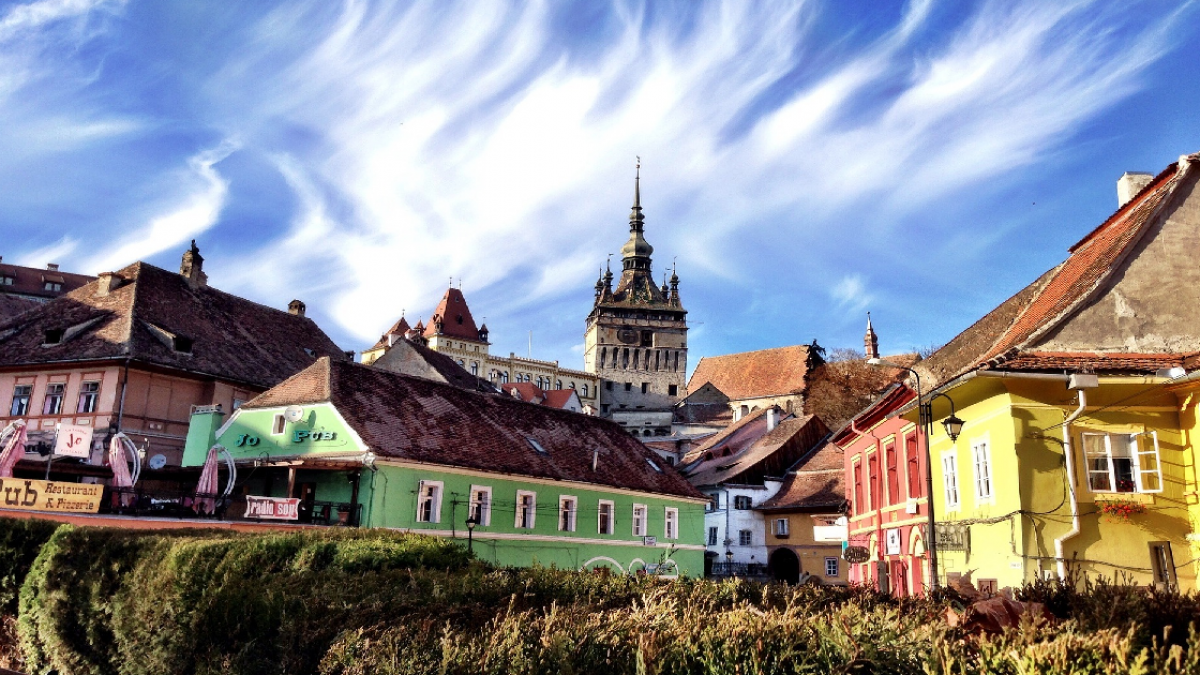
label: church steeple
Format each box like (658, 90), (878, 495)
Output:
(620, 157), (653, 271)
(864, 312), (879, 360)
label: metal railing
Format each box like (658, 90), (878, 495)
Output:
(709, 562), (768, 578)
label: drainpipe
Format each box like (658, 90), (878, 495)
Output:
(1055, 374), (1097, 580)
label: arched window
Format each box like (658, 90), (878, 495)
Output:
(582, 384), (589, 397)
(470, 362), (478, 375)
(502, 371), (509, 383)
(556, 379), (562, 389)
(457, 359), (465, 366)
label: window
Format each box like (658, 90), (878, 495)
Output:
(668, 384), (678, 396)
(556, 380), (562, 389)
(43, 329), (64, 345)
(853, 461), (864, 515)
(972, 440), (993, 502)
(631, 504), (648, 536)
(42, 383), (64, 415)
(1149, 542), (1177, 589)
(501, 371), (509, 384)
(0, 275), (12, 285)
(885, 442), (899, 504)
(773, 518), (790, 537)
(664, 507), (678, 539)
(582, 384), (589, 397)
(640, 383), (648, 394)
(707, 526), (718, 546)
(76, 381), (100, 413)
(10, 385), (31, 416)
(526, 437), (549, 455)
(825, 557), (839, 577)
(44, 282), (61, 292)
(733, 495), (752, 510)
(470, 362), (478, 376)
(559, 496), (577, 532)
(708, 494), (720, 512)
(646, 457), (663, 472)
(515, 491), (536, 529)
(271, 414), (286, 435)
(416, 480), (442, 523)
(905, 432), (921, 499)
(605, 381), (613, 391)
(942, 452), (960, 509)
(598, 500), (615, 534)
(1084, 432), (1161, 493)
(868, 452), (880, 510)
(624, 382), (632, 391)
(469, 486), (492, 526)
(738, 529), (752, 546)
(232, 398), (246, 410)
(172, 336), (193, 353)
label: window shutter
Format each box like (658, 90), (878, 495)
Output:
(1136, 431), (1163, 493)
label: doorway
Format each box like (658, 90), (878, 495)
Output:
(769, 548), (801, 584)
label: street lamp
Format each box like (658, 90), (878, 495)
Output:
(466, 515), (479, 555)
(867, 358), (965, 593)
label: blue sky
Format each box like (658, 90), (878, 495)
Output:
(4, 0), (1200, 373)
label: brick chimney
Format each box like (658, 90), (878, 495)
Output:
(288, 299), (306, 316)
(179, 240), (207, 288)
(47, 263), (59, 271)
(1117, 172), (1153, 207)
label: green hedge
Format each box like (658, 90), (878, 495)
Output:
(0, 517), (61, 612)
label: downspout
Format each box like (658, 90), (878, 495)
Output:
(1054, 387), (1089, 581)
(115, 358), (131, 431)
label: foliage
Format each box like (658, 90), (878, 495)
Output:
(0, 517), (60, 611)
(806, 352), (905, 430)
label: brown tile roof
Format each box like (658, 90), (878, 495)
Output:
(919, 153), (1198, 387)
(366, 316), (414, 352)
(757, 440), (845, 512)
(0, 261), (348, 388)
(423, 288), (482, 342)
(244, 358), (704, 499)
(990, 351), (1184, 373)
(682, 410), (830, 487)
(0, 260), (94, 301)
(0, 295), (40, 323)
(371, 336), (497, 392)
(687, 344), (812, 401)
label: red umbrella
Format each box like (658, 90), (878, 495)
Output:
(108, 434), (138, 507)
(194, 445), (220, 515)
(0, 421), (27, 478)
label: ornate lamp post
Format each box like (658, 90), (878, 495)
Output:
(466, 515), (479, 555)
(867, 358), (965, 593)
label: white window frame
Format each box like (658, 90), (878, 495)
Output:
(941, 451), (960, 511)
(707, 526), (718, 546)
(738, 529), (752, 546)
(972, 438), (993, 503)
(1083, 431), (1162, 494)
(598, 499), (615, 534)
(469, 485), (492, 526)
(632, 503), (648, 537)
(559, 496), (578, 532)
(733, 495), (752, 510)
(515, 490), (537, 529)
(416, 480), (443, 523)
(773, 518), (789, 536)
(825, 557), (839, 577)
(664, 507), (678, 540)
(271, 413), (286, 436)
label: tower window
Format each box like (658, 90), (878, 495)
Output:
(624, 382), (632, 391)
(641, 383), (648, 394)
(668, 385), (678, 396)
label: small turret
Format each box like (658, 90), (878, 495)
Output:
(864, 312), (879, 360)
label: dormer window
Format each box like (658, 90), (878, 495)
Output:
(44, 282), (62, 292)
(0, 275), (13, 286)
(43, 329), (64, 345)
(172, 336), (193, 353)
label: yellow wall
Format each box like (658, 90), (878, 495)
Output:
(925, 375), (1195, 592)
(763, 511), (847, 584)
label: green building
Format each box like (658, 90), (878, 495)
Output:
(184, 357), (707, 575)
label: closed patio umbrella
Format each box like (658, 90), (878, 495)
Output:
(108, 433), (138, 507)
(0, 420), (27, 478)
(194, 445), (220, 515)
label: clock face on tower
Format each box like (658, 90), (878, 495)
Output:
(617, 329), (639, 345)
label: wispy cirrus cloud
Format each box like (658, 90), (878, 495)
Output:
(2, 0), (1195, 360)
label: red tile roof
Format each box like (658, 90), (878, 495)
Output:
(0, 261), (348, 388)
(757, 440), (845, 512)
(0, 260), (94, 301)
(244, 358), (704, 499)
(0, 295), (40, 323)
(919, 153), (1198, 387)
(682, 409), (830, 487)
(423, 288), (483, 342)
(371, 335), (497, 392)
(541, 389), (579, 409)
(687, 345), (812, 401)
(502, 382), (545, 402)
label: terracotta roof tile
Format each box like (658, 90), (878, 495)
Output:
(757, 440), (845, 511)
(423, 288), (482, 341)
(687, 345), (812, 401)
(682, 411), (830, 487)
(0, 295), (40, 323)
(0, 261), (94, 301)
(991, 351), (1182, 373)
(372, 336), (497, 392)
(0, 262), (348, 388)
(245, 358), (703, 499)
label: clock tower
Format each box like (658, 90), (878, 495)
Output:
(584, 161), (687, 437)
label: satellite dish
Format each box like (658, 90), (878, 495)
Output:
(283, 406), (305, 423)
(148, 454), (167, 470)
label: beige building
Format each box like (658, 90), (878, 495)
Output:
(583, 165), (687, 436)
(362, 288), (599, 411)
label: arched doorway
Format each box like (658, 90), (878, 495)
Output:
(768, 548), (801, 584)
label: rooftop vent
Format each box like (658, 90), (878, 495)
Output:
(46, 263), (59, 271)
(95, 272), (122, 297)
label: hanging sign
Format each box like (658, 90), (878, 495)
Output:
(0, 478), (102, 513)
(244, 495), (300, 520)
(935, 524), (970, 552)
(54, 424), (93, 459)
(843, 545), (871, 563)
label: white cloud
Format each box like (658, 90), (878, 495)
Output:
(12, 235), (78, 268)
(831, 275), (871, 314)
(83, 140), (239, 273)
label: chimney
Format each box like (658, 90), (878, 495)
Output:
(1117, 172), (1153, 207)
(766, 408), (778, 432)
(179, 239), (208, 288)
(288, 299), (306, 316)
(46, 263), (59, 271)
(95, 272), (120, 297)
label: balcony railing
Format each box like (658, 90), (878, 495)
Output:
(100, 487), (361, 526)
(709, 562), (768, 578)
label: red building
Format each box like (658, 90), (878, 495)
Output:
(835, 383), (929, 596)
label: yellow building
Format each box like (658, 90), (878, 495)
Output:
(910, 152), (1200, 591)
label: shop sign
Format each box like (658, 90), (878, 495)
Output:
(54, 423), (93, 459)
(0, 478), (102, 514)
(843, 545), (871, 563)
(244, 496), (300, 520)
(293, 430), (337, 443)
(935, 524), (970, 552)
(642, 536), (657, 546)
(885, 529), (902, 556)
